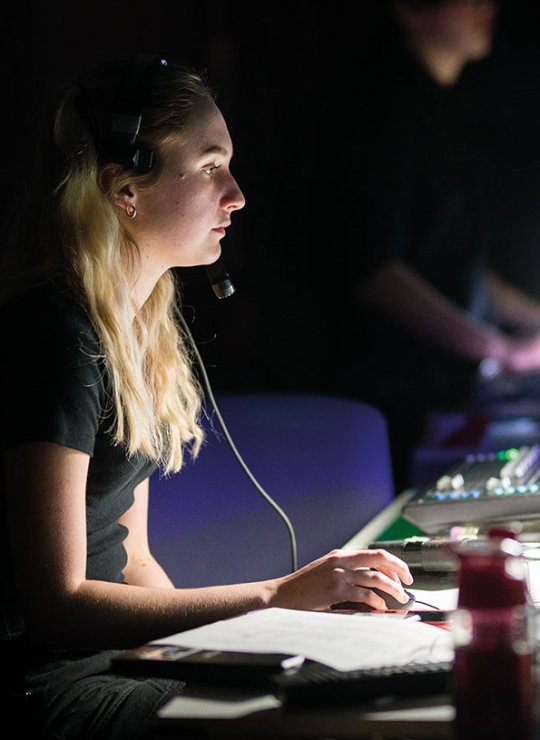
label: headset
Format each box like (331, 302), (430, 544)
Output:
(85, 53), (298, 571)
(99, 53), (167, 171)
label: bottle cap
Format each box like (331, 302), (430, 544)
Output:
(486, 526), (519, 541)
(453, 534), (528, 609)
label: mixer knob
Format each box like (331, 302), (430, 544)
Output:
(436, 475), (453, 491)
(451, 474), (465, 490)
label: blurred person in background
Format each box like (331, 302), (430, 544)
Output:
(328, 0), (540, 490)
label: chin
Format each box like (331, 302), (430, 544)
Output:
(206, 245), (222, 265)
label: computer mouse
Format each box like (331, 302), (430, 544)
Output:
(331, 588), (416, 612)
(371, 587), (416, 611)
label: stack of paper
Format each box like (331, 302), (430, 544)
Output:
(152, 607), (454, 672)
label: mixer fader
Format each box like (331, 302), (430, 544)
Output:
(403, 445), (540, 533)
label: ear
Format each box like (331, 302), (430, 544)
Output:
(98, 164), (136, 215)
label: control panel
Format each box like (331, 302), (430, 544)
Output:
(402, 445), (540, 534)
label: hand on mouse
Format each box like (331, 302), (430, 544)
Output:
(327, 551), (416, 612)
(331, 587), (415, 613)
(271, 547), (414, 613)
(369, 587), (416, 611)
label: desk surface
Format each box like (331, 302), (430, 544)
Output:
(153, 694), (454, 739)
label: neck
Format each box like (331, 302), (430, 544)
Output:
(128, 259), (165, 318)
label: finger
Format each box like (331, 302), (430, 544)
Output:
(366, 549), (414, 584)
(338, 548), (414, 585)
(352, 587), (388, 611)
(331, 587), (389, 612)
(351, 568), (411, 605)
(331, 564), (410, 609)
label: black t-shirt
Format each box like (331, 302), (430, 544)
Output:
(0, 278), (156, 643)
(360, 52), (490, 298)
(326, 41), (495, 404)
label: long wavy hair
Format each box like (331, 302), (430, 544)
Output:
(2, 57), (214, 473)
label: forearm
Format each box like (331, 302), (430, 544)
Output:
(28, 577), (278, 650)
(27, 548), (415, 651)
(359, 260), (523, 364)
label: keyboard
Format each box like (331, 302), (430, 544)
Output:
(270, 659), (453, 706)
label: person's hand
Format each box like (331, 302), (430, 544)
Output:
(502, 333), (540, 373)
(270, 547), (413, 612)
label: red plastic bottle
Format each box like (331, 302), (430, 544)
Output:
(452, 531), (536, 740)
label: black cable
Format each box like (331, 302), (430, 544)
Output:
(413, 598), (442, 610)
(175, 307), (299, 573)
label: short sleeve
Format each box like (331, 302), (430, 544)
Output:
(0, 286), (105, 455)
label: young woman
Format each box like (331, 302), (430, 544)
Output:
(0, 54), (413, 739)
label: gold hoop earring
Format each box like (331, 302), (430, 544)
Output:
(126, 204), (137, 219)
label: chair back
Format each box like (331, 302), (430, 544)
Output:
(148, 392), (395, 586)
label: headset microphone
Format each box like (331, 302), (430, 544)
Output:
(205, 260), (236, 299)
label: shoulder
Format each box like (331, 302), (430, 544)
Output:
(0, 280), (107, 451)
(1, 278), (101, 353)
(1, 277), (88, 321)
(0, 278), (105, 395)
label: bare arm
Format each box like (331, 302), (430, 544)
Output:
(5, 442), (413, 651)
(119, 478), (175, 588)
(359, 259), (540, 372)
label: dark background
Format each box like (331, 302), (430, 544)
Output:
(4, 0), (540, 421)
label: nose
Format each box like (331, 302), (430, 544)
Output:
(223, 174), (246, 213)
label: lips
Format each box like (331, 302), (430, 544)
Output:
(212, 220), (231, 236)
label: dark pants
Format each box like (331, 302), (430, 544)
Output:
(14, 649), (186, 740)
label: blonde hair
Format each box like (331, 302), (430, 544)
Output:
(5, 60), (216, 473)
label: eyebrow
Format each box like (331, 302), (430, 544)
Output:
(199, 144), (230, 158)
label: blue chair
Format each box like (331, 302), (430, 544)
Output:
(148, 392), (395, 587)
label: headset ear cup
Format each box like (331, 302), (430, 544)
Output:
(98, 55), (168, 170)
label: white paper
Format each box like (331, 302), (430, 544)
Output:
(157, 687), (281, 719)
(408, 586), (459, 611)
(152, 607), (454, 672)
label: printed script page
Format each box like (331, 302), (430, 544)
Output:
(152, 607), (454, 672)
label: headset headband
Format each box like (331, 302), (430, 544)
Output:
(99, 55), (168, 170)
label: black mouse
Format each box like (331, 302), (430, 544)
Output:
(331, 588), (416, 612)
(371, 588), (416, 611)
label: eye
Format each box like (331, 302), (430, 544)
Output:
(202, 163), (221, 176)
